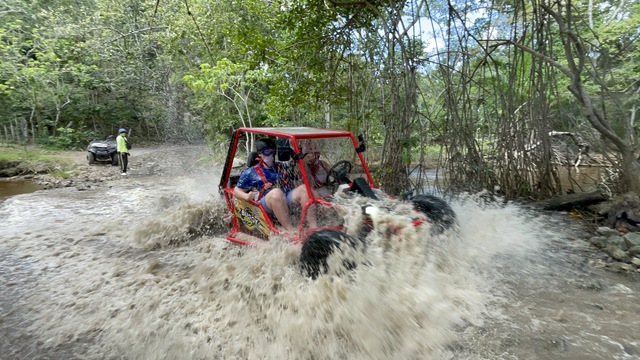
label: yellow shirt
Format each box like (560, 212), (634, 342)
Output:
(116, 134), (128, 153)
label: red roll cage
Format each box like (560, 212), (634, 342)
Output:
(218, 127), (377, 245)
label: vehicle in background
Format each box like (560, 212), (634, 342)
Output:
(87, 135), (119, 166)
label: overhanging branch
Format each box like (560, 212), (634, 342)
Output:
(104, 26), (168, 44)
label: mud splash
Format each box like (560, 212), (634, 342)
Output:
(1, 168), (638, 359)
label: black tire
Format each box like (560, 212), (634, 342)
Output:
(111, 154), (119, 166)
(300, 229), (361, 279)
(87, 152), (96, 165)
(411, 194), (457, 235)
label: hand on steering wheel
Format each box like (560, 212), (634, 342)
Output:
(326, 160), (352, 185)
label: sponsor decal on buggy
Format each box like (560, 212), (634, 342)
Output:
(234, 199), (271, 237)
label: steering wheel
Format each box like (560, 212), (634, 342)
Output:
(326, 160), (353, 185)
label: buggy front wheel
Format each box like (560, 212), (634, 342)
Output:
(411, 194), (457, 235)
(300, 229), (362, 279)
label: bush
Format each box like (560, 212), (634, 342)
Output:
(48, 127), (86, 150)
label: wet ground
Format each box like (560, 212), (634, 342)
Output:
(0, 146), (638, 359)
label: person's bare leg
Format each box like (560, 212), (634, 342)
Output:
(265, 190), (296, 233)
(291, 185), (317, 228)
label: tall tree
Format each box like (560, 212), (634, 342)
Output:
(497, 0), (640, 193)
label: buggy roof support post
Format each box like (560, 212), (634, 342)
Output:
(218, 129), (239, 195)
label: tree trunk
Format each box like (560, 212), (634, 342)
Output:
(10, 122), (16, 143)
(534, 188), (607, 210)
(540, 2), (640, 194)
(28, 107), (36, 144)
(621, 151), (640, 194)
(376, 10), (417, 197)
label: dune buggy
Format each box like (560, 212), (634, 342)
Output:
(218, 127), (456, 277)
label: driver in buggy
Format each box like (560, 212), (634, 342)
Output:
(233, 138), (315, 234)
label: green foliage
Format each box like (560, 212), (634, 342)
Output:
(1, 0), (638, 195)
(0, 146), (40, 161)
(0, 0), (180, 145)
(47, 127), (85, 149)
(49, 169), (73, 179)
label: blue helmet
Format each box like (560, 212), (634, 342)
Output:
(119, 128), (127, 133)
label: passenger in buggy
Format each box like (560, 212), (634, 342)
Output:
(300, 140), (333, 198)
(233, 138), (316, 234)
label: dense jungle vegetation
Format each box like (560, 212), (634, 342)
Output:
(1, 0), (638, 197)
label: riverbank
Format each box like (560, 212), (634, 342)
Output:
(0, 146), (119, 191)
(0, 144), (216, 190)
(0, 145), (75, 176)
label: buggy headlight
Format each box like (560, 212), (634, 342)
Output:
(362, 204), (379, 216)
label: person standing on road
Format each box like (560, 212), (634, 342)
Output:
(116, 128), (130, 176)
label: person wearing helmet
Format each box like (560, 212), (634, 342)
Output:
(233, 138), (314, 233)
(301, 140), (332, 197)
(116, 128), (130, 175)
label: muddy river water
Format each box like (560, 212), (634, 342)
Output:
(0, 180), (43, 202)
(0, 147), (638, 359)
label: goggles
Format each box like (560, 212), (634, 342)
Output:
(260, 148), (275, 156)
